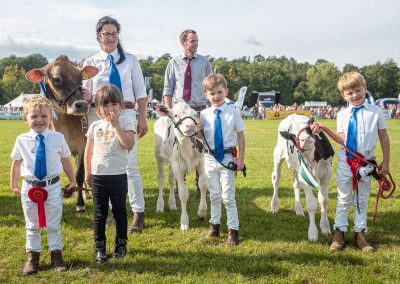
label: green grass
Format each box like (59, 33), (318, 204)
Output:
(0, 119), (399, 283)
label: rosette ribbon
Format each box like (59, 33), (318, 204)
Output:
(28, 187), (48, 228)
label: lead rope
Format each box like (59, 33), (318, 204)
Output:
(200, 129), (246, 177)
(308, 124), (396, 223)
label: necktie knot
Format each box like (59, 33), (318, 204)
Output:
(214, 109), (221, 116)
(37, 133), (44, 141)
(108, 54), (114, 63)
(352, 105), (363, 114)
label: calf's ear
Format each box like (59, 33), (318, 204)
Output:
(279, 131), (296, 144)
(154, 104), (170, 117)
(25, 68), (44, 83)
(81, 66), (99, 80)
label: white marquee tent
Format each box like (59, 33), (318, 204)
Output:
(4, 93), (39, 110)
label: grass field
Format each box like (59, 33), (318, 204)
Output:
(0, 119), (399, 283)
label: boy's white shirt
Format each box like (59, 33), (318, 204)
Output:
(200, 103), (245, 149)
(10, 128), (71, 180)
(336, 101), (386, 177)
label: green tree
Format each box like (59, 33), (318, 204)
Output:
(306, 61), (341, 105)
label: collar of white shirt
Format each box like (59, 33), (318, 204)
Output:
(179, 53), (198, 61)
(210, 102), (228, 113)
(99, 48), (120, 62)
(29, 128), (50, 139)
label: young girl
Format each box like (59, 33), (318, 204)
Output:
(84, 85), (135, 263)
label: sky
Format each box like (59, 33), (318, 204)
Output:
(1, 0), (399, 69)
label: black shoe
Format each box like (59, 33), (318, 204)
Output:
(95, 240), (107, 264)
(112, 238), (127, 258)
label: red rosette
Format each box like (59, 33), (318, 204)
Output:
(28, 187), (48, 228)
(347, 154), (364, 190)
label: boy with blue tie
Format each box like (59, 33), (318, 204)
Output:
(10, 96), (77, 275)
(330, 72), (390, 252)
(199, 74), (245, 246)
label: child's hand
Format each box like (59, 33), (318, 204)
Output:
(377, 161), (389, 176)
(235, 159), (245, 172)
(310, 122), (322, 135)
(195, 124), (202, 133)
(107, 111), (121, 129)
(67, 182), (77, 190)
(11, 186), (21, 196)
(85, 175), (91, 187)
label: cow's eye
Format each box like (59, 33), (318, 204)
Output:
(53, 76), (62, 85)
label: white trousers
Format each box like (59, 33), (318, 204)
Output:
(21, 180), (63, 252)
(334, 162), (372, 232)
(204, 154), (239, 230)
(88, 108), (145, 213)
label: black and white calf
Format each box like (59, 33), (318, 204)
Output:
(271, 114), (334, 241)
(154, 102), (207, 231)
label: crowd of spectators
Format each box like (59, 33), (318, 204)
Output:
(244, 101), (400, 120)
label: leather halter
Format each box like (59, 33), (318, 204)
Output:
(171, 115), (199, 137)
(40, 78), (82, 110)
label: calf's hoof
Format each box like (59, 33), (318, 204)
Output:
(75, 205), (86, 213)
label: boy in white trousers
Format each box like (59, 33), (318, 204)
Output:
(329, 72), (390, 252)
(199, 74), (245, 246)
(10, 96), (76, 275)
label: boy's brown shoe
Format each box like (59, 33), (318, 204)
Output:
(205, 223), (220, 239)
(50, 250), (67, 272)
(355, 230), (375, 252)
(22, 251), (40, 276)
(225, 229), (239, 246)
(329, 229), (345, 252)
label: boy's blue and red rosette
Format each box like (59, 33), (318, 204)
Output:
(28, 187), (48, 228)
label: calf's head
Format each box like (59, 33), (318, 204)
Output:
(280, 119), (315, 152)
(155, 102), (198, 137)
(25, 55), (98, 115)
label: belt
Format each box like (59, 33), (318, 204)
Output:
(90, 102), (135, 109)
(191, 105), (207, 112)
(205, 148), (234, 155)
(25, 176), (60, 187)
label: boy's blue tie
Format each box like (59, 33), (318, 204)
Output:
(34, 134), (47, 180)
(108, 54), (122, 95)
(214, 109), (224, 162)
(346, 105), (363, 160)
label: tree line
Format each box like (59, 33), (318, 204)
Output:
(1, 53), (399, 106)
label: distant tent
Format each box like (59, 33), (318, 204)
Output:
(5, 93), (39, 110)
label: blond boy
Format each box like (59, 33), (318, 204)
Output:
(10, 96), (76, 275)
(330, 72), (390, 252)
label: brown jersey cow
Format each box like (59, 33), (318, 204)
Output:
(26, 55), (98, 212)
